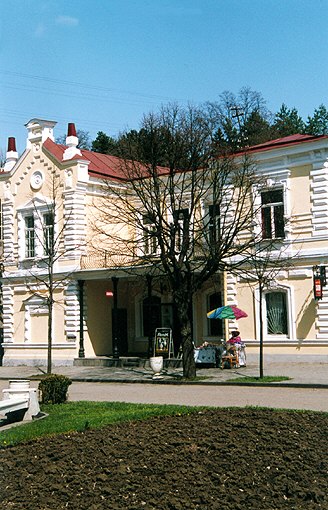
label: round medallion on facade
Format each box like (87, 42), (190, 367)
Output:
(30, 170), (44, 190)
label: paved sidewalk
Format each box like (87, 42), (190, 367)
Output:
(1, 363), (328, 413)
(0, 361), (327, 387)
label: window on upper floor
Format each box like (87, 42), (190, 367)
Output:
(25, 216), (35, 258)
(43, 212), (54, 256)
(208, 204), (220, 245)
(173, 208), (189, 251)
(261, 189), (285, 239)
(142, 214), (158, 256)
(21, 207), (55, 260)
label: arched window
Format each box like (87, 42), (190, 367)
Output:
(265, 291), (288, 335)
(207, 292), (223, 337)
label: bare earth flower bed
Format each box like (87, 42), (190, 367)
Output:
(1, 408), (328, 509)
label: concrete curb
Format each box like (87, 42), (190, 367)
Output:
(1, 374), (328, 389)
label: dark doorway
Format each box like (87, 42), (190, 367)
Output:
(143, 296), (161, 338)
(112, 308), (128, 356)
(208, 292), (223, 337)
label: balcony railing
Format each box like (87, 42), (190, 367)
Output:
(80, 251), (134, 270)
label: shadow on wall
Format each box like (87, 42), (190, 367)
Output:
(296, 290), (316, 345)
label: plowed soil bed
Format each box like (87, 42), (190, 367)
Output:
(1, 408), (328, 510)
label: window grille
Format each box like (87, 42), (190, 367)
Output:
(266, 291), (288, 335)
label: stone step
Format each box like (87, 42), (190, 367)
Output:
(74, 356), (183, 369)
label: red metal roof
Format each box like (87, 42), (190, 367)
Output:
(237, 133), (328, 155)
(44, 132), (328, 180)
(43, 138), (170, 180)
(43, 138), (128, 180)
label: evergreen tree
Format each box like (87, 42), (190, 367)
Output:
(92, 131), (118, 154)
(243, 110), (274, 146)
(305, 104), (328, 135)
(272, 104), (305, 137)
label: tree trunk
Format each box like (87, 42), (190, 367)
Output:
(259, 284), (264, 379)
(174, 296), (196, 379)
(47, 296), (53, 374)
(47, 265), (54, 374)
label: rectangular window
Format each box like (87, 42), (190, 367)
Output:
(25, 216), (35, 258)
(43, 212), (54, 255)
(266, 292), (288, 335)
(208, 204), (220, 244)
(142, 214), (157, 255)
(261, 189), (285, 239)
(173, 208), (189, 251)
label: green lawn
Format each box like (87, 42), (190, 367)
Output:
(0, 401), (199, 448)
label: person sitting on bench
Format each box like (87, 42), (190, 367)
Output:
(227, 330), (246, 367)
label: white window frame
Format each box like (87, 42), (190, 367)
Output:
(43, 211), (54, 256)
(261, 188), (285, 240)
(17, 198), (55, 261)
(25, 215), (35, 258)
(206, 203), (220, 245)
(173, 207), (189, 252)
(254, 283), (295, 342)
(142, 213), (159, 256)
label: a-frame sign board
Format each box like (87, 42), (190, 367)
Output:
(154, 328), (174, 358)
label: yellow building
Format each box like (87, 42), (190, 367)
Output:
(0, 119), (328, 367)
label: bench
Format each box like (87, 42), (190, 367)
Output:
(0, 396), (29, 418)
(1, 380), (41, 422)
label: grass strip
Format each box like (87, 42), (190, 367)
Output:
(228, 375), (291, 383)
(0, 401), (198, 448)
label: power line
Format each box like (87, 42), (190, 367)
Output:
(0, 69), (184, 103)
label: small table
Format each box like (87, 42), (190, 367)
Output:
(194, 347), (216, 364)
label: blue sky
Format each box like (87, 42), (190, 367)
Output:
(1, 0), (328, 153)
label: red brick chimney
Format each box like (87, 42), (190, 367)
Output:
(4, 136), (18, 171)
(63, 122), (81, 160)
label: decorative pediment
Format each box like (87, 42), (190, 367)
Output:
(17, 195), (53, 212)
(23, 292), (48, 306)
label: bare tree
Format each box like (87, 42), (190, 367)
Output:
(92, 104), (266, 379)
(241, 243), (294, 378)
(205, 87), (273, 152)
(26, 169), (83, 373)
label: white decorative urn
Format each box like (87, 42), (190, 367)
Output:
(149, 356), (164, 379)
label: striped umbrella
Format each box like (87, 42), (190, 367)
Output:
(207, 305), (248, 320)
